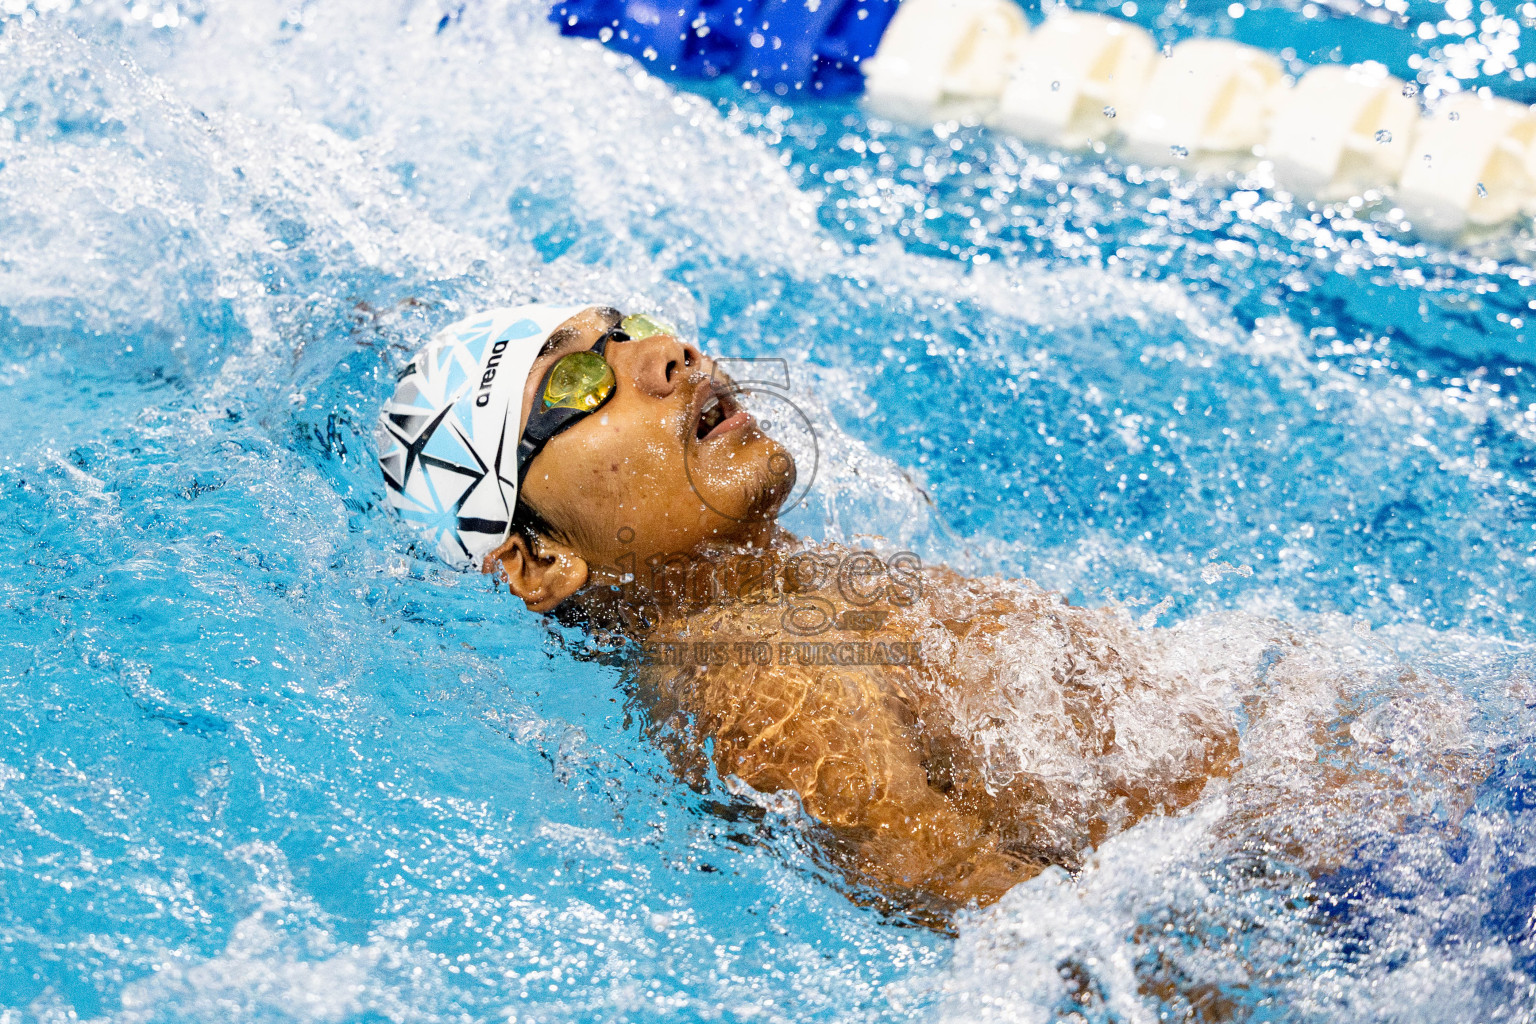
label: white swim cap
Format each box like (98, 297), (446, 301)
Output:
(376, 303), (591, 567)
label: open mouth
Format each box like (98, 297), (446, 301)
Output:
(694, 380), (750, 441)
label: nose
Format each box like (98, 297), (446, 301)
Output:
(612, 332), (705, 398)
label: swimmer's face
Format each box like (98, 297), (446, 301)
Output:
(485, 307), (795, 612)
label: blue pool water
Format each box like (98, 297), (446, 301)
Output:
(2, 0), (1536, 1020)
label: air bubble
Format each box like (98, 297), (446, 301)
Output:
(1170, 144), (1188, 158)
(1374, 129), (1392, 143)
(1477, 182), (1488, 197)
(1103, 106), (1116, 119)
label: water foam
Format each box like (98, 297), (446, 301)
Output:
(2, 1), (1536, 1021)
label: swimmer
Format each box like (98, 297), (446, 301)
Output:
(377, 304), (1483, 917)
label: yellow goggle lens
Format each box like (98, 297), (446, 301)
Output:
(543, 350), (616, 412)
(619, 313), (678, 340)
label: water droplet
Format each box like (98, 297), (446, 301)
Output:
(1477, 181), (1488, 197)
(1170, 144), (1188, 158)
(1402, 82), (1419, 97)
(1374, 129), (1392, 143)
(1051, 80), (1061, 91)
(1103, 105), (1117, 119)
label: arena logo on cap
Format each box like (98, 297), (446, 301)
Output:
(475, 318), (544, 407)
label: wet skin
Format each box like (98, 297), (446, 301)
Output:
(485, 308), (1240, 913)
(614, 558), (1242, 915)
(487, 307), (792, 609)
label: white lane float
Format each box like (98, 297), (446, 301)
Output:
(1265, 62), (1417, 198)
(860, 5), (1536, 237)
(1120, 38), (1283, 162)
(1398, 91), (1536, 235)
(860, 0), (1029, 122)
(991, 11), (1157, 149)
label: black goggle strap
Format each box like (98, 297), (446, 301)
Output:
(514, 328), (622, 487)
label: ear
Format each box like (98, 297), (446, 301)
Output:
(482, 532), (589, 613)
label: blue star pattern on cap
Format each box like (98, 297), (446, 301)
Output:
(376, 303), (589, 566)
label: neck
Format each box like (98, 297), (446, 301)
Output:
(562, 531), (927, 650)
(563, 528), (822, 638)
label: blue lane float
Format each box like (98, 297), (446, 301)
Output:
(549, 0), (899, 94)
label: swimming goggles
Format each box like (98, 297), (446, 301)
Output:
(515, 313), (677, 483)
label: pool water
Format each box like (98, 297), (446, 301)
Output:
(2, 0), (1535, 1021)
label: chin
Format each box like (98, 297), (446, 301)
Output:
(759, 445), (796, 509)
(738, 441), (797, 521)
(686, 437), (796, 526)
